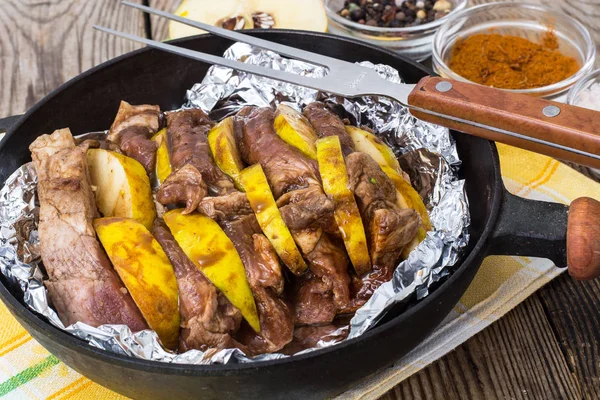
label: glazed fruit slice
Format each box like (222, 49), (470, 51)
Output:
(239, 164), (307, 275)
(152, 128), (172, 185)
(208, 117), (245, 190)
(94, 217), (180, 349)
(346, 126), (402, 172)
(86, 149), (156, 229)
(317, 136), (371, 276)
(274, 104), (318, 160)
(163, 209), (261, 333)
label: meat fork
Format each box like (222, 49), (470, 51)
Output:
(95, 1), (600, 169)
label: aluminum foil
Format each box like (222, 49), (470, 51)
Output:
(0, 42), (469, 364)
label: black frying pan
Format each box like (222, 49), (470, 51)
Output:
(0, 31), (575, 400)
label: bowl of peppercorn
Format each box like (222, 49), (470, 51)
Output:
(432, 2), (596, 99)
(325, 0), (468, 62)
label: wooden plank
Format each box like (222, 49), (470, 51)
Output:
(148, 0), (179, 40)
(382, 296), (582, 400)
(0, 0), (146, 118)
(538, 274), (600, 399)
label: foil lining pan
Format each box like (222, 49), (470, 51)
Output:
(0, 42), (469, 364)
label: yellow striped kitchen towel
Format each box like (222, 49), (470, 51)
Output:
(0, 143), (599, 399)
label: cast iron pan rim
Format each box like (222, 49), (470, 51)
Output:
(0, 30), (503, 374)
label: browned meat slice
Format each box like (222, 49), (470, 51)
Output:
(237, 107), (321, 198)
(156, 164), (208, 214)
(197, 191), (253, 221)
(345, 152), (421, 308)
(303, 102), (354, 156)
(282, 323), (349, 355)
(166, 109), (235, 196)
(291, 228), (350, 324)
(276, 186), (336, 232)
(153, 220), (245, 353)
(218, 212), (293, 355)
(30, 129), (147, 330)
(107, 101), (161, 174)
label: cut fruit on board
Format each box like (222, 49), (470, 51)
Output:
(169, 0), (328, 39)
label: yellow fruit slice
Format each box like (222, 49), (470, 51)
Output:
(208, 117), (245, 190)
(151, 128), (172, 185)
(380, 165), (432, 259)
(274, 104), (318, 159)
(317, 136), (371, 276)
(94, 217), (180, 350)
(163, 209), (261, 333)
(169, 0), (253, 39)
(346, 126), (401, 172)
(87, 149), (156, 230)
(239, 164), (307, 275)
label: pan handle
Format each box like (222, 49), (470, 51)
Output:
(0, 115), (22, 134)
(487, 189), (600, 280)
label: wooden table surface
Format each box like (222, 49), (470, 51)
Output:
(1, 0), (600, 399)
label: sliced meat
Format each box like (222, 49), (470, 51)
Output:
(291, 228), (351, 325)
(197, 191), (253, 221)
(345, 152), (421, 308)
(276, 186), (336, 232)
(166, 109), (235, 196)
(237, 107), (320, 198)
(30, 129), (147, 330)
(219, 212), (294, 355)
(303, 102), (354, 156)
(153, 219), (245, 353)
(107, 101), (161, 174)
(156, 164), (208, 214)
(282, 323), (349, 355)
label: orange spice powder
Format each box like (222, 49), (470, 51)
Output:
(448, 31), (580, 90)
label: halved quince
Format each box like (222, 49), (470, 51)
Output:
(168, 0), (327, 40)
(239, 164), (307, 275)
(94, 217), (180, 350)
(87, 149), (156, 230)
(151, 128), (172, 185)
(274, 104), (318, 160)
(317, 136), (371, 276)
(208, 117), (245, 190)
(346, 126), (402, 172)
(163, 209), (261, 333)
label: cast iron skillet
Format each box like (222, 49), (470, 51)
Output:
(0, 31), (570, 400)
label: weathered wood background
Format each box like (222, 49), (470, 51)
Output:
(1, 0), (599, 399)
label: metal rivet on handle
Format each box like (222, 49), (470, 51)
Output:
(542, 105), (561, 117)
(435, 81), (453, 93)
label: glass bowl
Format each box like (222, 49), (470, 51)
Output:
(325, 0), (468, 62)
(567, 69), (600, 178)
(432, 2), (596, 99)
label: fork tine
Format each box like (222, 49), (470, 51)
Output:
(120, 0), (343, 69)
(93, 25), (346, 95)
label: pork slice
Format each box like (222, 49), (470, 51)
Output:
(153, 220), (244, 353)
(107, 101), (161, 174)
(221, 214), (293, 355)
(197, 191), (253, 221)
(345, 152), (420, 308)
(303, 102), (354, 156)
(238, 107), (320, 198)
(156, 164), (208, 214)
(30, 129), (147, 330)
(166, 109), (235, 196)
(276, 186), (337, 233)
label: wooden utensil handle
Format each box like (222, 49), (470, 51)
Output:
(568, 197), (600, 280)
(408, 76), (600, 169)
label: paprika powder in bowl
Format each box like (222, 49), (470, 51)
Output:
(431, 2), (595, 99)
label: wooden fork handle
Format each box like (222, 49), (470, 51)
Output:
(408, 76), (600, 169)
